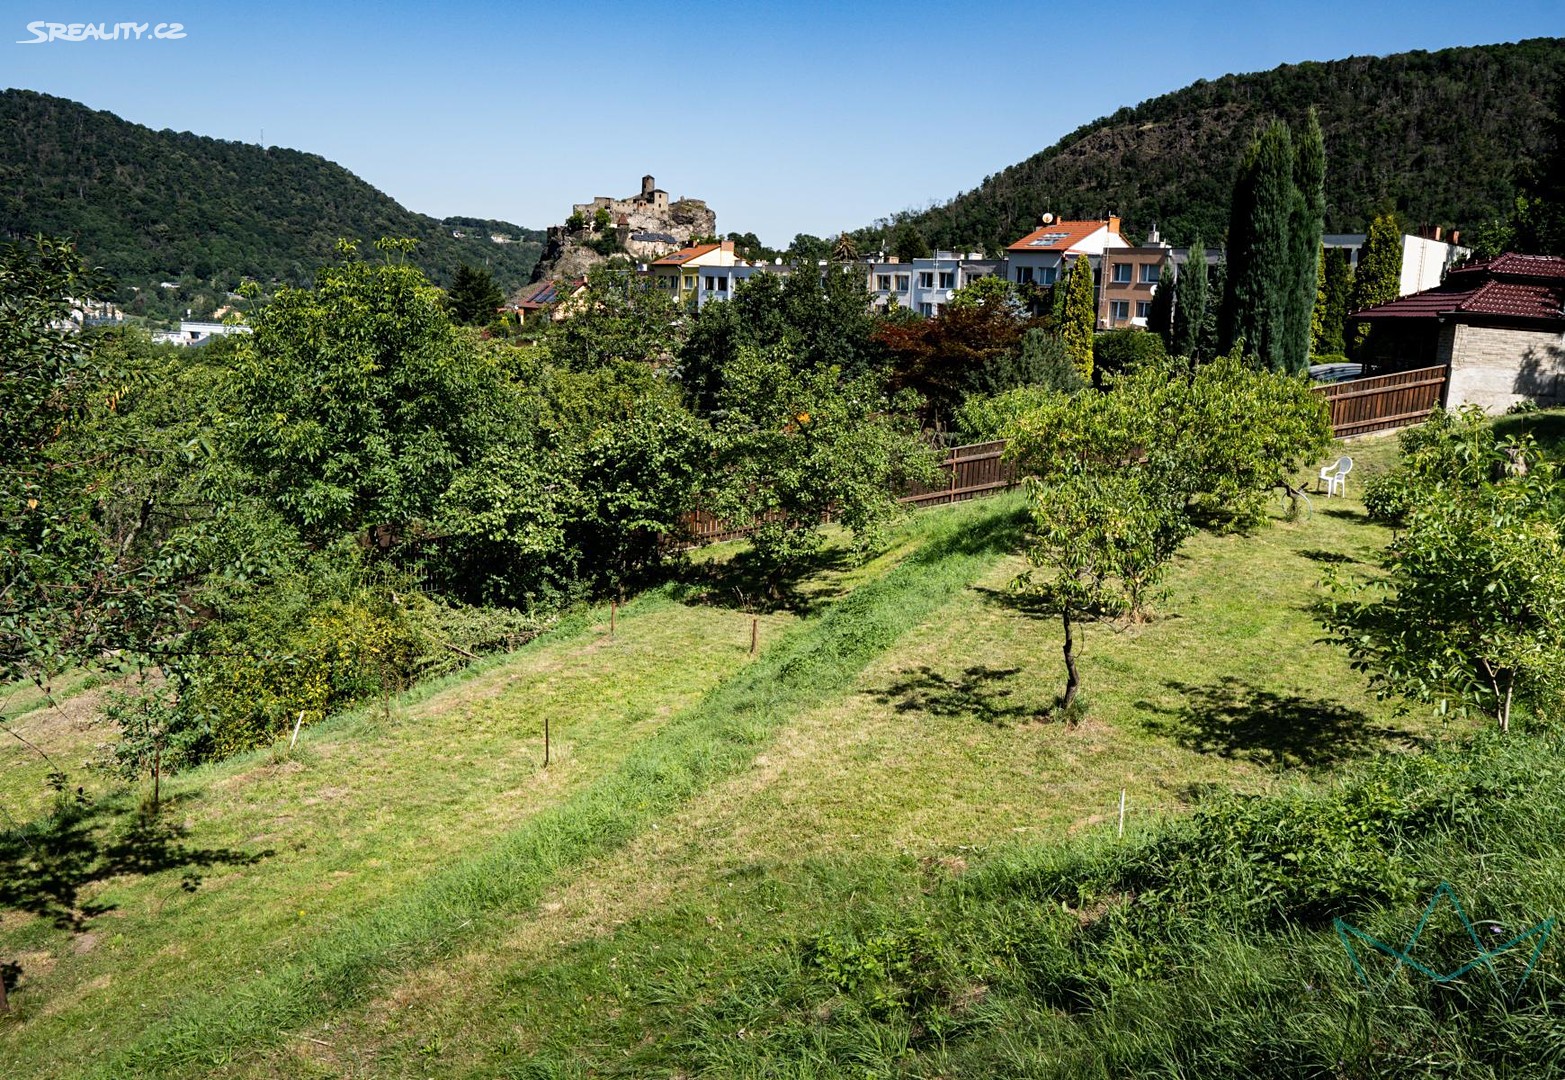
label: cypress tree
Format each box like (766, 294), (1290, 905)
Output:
(1146, 254), (1176, 347)
(1349, 212), (1402, 353)
(1060, 255), (1096, 381)
(1285, 109), (1326, 372)
(1220, 120), (1295, 370)
(1310, 247), (1328, 355)
(1319, 247), (1353, 355)
(1172, 235), (1208, 361)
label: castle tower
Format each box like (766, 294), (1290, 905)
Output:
(641, 174), (656, 197)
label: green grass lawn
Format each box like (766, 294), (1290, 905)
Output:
(0, 433), (1472, 1078)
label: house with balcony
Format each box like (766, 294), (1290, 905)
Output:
(1098, 242), (1172, 328)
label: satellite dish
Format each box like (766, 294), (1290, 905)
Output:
(1040, 212), (1055, 226)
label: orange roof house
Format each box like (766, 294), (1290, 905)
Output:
(648, 239), (742, 302)
(1005, 215), (1128, 288)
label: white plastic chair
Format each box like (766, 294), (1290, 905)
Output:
(1319, 455), (1353, 497)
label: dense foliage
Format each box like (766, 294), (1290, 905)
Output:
(856, 39), (1565, 251)
(1327, 408), (1565, 732)
(1219, 113), (1325, 374)
(0, 90), (543, 321)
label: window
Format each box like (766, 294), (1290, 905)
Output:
(1110, 300), (1130, 321)
(1039, 266), (1058, 285)
(1016, 266), (1035, 284)
(919, 302), (934, 316)
(705, 275), (717, 291)
(683, 275), (695, 291)
(1140, 263), (1161, 284)
(938, 271), (955, 289)
(1136, 301), (1151, 319)
(876, 274), (893, 292)
(918, 271), (935, 289)
(894, 274), (909, 291)
(1111, 263), (1133, 284)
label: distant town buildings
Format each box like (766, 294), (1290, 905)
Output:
(151, 320), (253, 346)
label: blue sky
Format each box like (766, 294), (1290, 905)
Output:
(4, 1), (1561, 245)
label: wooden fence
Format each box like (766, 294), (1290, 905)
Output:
(679, 439), (1021, 546)
(679, 369), (1448, 546)
(1311, 364), (1447, 438)
(900, 439), (1017, 507)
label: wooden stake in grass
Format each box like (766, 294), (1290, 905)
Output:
(152, 740), (161, 814)
(750, 617), (758, 655)
(610, 599), (617, 640)
(1118, 789), (1126, 838)
(0, 965), (8, 1013)
(289, 710), (305, 750)
(543, 715), (550, 769)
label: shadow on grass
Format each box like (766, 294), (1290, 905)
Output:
(1320, 507), (1364, 522)
(0, 796), (270, 933)
(1493, 407), (1565, 451)
(871, 665), (1037, 726)
(1297, 548), (1360, 565)
(671, 544), (853, 615)
(1137, 676), (1416, 770)
(673, 500), (1030, 617)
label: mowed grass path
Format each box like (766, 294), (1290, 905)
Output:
(1, 493), (1024, 1078)
(0, 592), (793, 1078)
(232, 444), (1464, 1079)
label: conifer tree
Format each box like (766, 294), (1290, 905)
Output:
(448, 263), (503, 326)
(1349, 213), (1402, 352)
(1220, 121), (1295, 371)
(1285, 109), (1326, 371)
(1311, 248), (1328, 355)
(1060, 255), (1097, 381)
(1146, 254), (1176, 346)
(1319, 247), (1353, 355)
(1172, 235), (1209, 360)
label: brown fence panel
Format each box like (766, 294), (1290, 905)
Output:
(1313, 365), (1447, 437)
(679, 439), (1022, 546)
(900, 439), (1018, 507)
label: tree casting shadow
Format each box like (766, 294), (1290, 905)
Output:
(1296, 548), (1360, 565)
(672, 543), (852, 615)
(0, 796), (270, 934)
(871, 664), (1038, 726)
(1138, 676), (1416, 770)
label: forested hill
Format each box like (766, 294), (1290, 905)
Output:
(0, 89), (544, 302)
(867, 38), (1565, 251)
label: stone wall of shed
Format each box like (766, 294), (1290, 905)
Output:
(1446, 323), (1565, 413)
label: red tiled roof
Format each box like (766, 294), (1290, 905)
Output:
(1448, 252), (1565, 281)
(1005, 220), (1107, 254)
(652, 242), (721, 266)
(512, 277), (584, 309)
(1353, 253), (1565, 324)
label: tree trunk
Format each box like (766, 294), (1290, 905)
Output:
(1061, 608), (1080, 709)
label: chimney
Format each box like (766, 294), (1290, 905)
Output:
(720, 239), (734, 253)
(1108, 215), (1122, 236)
(1434, 225), (1443, 242)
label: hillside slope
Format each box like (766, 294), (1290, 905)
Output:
(870, 38), (1565, 250)
(0, 89), (543, 302)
